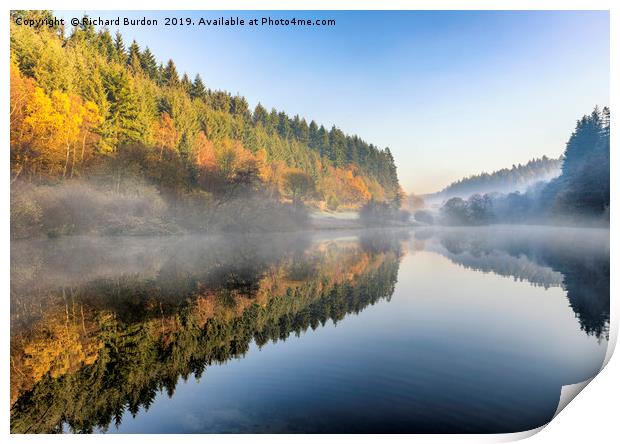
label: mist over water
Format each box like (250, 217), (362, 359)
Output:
(10, 226), (609, 433)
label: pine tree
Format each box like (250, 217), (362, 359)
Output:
(308, 120), (319, 150)
(101, 68), (140, 149)
(190, 74), (207, 99)
(127, 40), (141, 66)
(277, 112), (291, 139)
(163, 59), (179, 87)
(97, 29), (115, 62)
(231, 95), (250, 119)
(156, 63), (165, 86)
(180, 73), (191, 94)
(298, 118), (310, 146)
(318, 125), (329, 158)
(139, 47), (158, 79)
(253, 103), (268, 126)
(113, 31), (125, 64)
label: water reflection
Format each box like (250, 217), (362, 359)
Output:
(10, 227), (609, 433)
(10, 231), (405, 433)
(415, 226), (610, 339)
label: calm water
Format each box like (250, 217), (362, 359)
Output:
(10, 226), (609, 433)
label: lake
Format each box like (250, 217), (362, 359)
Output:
(10, 226), (609, 433)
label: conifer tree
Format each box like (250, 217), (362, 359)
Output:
(180, 73), (191, 94)
(190, 74), (207, 99)
(113, 31), (125, 64)
(163, 59), (179, 87)
(127, 40), (141, 67)
(139, 47), (158, 79)
(98, 29), (115, 61)
(253, 103), (268, 127)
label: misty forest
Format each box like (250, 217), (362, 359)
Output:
(9, 10), (610, 435)
(10, 11), (402, 239)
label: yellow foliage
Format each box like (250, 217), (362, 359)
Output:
(11, 62), (102, 179)
(317, 165), (372, 208)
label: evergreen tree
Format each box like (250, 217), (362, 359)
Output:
(127, 40), (141, 67)
(180, 72), (191, 94)
(308, 120), (319, 150)
(329, 126), (346, 167)
(298, 118), (310, 146)
(163, 59), (179, 87)
(97, 29), (115, 62)
(113, 31), (125, 64)
(556, 107), (610, 216)
(190, 74), (207, 99)
(230, 95), (250, 119)
(101, 68), (141, 148)
(253, 103), (268, 126)
(139, 47), (158, 79)
(277, 112), (291, 139)
(318, 125), (329, 158)
(156, 63), (165, 86)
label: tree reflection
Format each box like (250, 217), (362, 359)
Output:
(419, 226), (610, 339)
(10, 233), (403, 433)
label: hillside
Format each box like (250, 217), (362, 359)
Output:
(10, 11), (401, 237)
(437, 107), (610, 226)
(424, 155), (562, 204)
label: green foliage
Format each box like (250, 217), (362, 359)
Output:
(283, 170), (316, 203)
(359, 199), (410, 226)
(10, 12), (401, 233)
(554, 106), (610, 217)
(189, 74), (207, 100)
(440, 195), (494, 226)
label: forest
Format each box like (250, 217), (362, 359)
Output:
(10, 11), (401, 238)
(424, 155), (562, 202)
(435, 107), (610, 226)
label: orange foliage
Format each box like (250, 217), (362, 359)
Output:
(318, 165), (372, 208)
(215, 138), (256, 178)
(152, 112), (178, 159)
(11, 303), (102, 406)
(194, 131), (217, 170)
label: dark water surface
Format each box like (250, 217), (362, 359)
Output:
(10, 226), (609, 433)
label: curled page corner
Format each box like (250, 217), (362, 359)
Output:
(495, 425), (547, 442)
(489, 299), (614, 441)
(552, 377), (594, 420)
(490, 380), (595, 444)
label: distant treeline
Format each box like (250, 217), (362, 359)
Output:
(427, 156), (562, 202)
(10, 10), (401, 238)
(437, 107), (610, 226)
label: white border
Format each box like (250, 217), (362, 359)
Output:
(2, 1), (617, 443)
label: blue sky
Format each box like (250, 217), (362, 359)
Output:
(58, 10), (609, 193)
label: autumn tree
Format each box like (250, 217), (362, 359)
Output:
(283, 170), (315, 204)
(153, 112), (179, 160)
